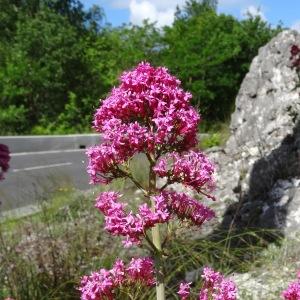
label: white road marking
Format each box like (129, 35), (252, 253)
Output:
(11, 149), (86, 157)
(12, 162), (72, 172)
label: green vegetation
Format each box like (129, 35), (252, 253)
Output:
(0, 178), (131, 299)
(1, 157), (298, 299)
(0, 0), (282, 135)
(199, 121), (231, 149)
(200, 133), (223, 149)
(1, 184), (296, 299)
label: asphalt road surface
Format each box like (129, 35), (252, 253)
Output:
(0, 133), (208, 216)
(0, 137), (98, 214)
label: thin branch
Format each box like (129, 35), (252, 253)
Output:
(198, 189), (216, 201)
(159, 179), (170, 191)
(161, 223), (172, 249)
(146, 152), (155, 166)
(144, 232), (161, 255)
(116, 166), (147, 194)
(144, 232), (169, 257)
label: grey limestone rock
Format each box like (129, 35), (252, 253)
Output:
(209, 30), (300, 235)
(183, 30), (300, 300)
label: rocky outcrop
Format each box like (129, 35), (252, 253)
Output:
(209, 30), (300, 236)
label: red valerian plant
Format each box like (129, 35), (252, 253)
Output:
(81, 62), (236, 300)
(0, 144), (10, 181)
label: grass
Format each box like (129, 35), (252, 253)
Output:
(1, 187), (77, 232)
(1, 152), (299, 299)
(0, 177), (134, 300)
(198, 121), (231, 150)
(235, 234), (300, 299)
(1, 184), (294, 300)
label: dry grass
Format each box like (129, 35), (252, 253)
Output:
(1, 158), (299, 300)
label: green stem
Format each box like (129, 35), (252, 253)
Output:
(116, 166), (147, 195)
(151, 224), (165, 300)
(149, 154), (166, 300)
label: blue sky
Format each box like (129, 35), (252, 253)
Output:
(82, 0), (300, 30)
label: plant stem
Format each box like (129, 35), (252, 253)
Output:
(151, 224), (165, 300)
(116, 166), (147, 195)
(149, 155), (166, 300)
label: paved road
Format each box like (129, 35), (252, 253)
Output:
(0, 134), (103, 214)
(0, 134), (100, 153)
(0, 133), (209, 215)
(0, 149), (91, 212)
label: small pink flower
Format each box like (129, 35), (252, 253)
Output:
(178, 282), (191, 300)
(86, 145), (118, 184)
(111, 259), (126, 284)
(127, 257), (156, 286)
(198, 267), (237, 300)
(94, 191), (214, 246)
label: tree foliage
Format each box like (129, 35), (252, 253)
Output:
(164, 1), (281, 121)
(0, 0), (282, 134)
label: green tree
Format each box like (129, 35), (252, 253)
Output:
(0, 2), (105, 133)
(0, 0), (283, 134)
(175, 0), (217, 19)
(162, 1), (281, 123)
(0, 9), (77, 132)
(86, 21), (161, 90)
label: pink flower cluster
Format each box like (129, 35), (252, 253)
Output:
(86, 145), (120, 184)
(199, 267), (237, 300)
(0, 144), (10, 181)
(154, 151), (215, 197)
(95, 191), (214, 247)
(178, 282), (191, 300)
(87, 62), (200, 185)
(161, 191), (215, 226)
(282, 271), (300, 300)
(95, 191), (169, 247)
(79, 257), (155, 300)
(102, 119), (155, 156)
(178, 267), (237, 300)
